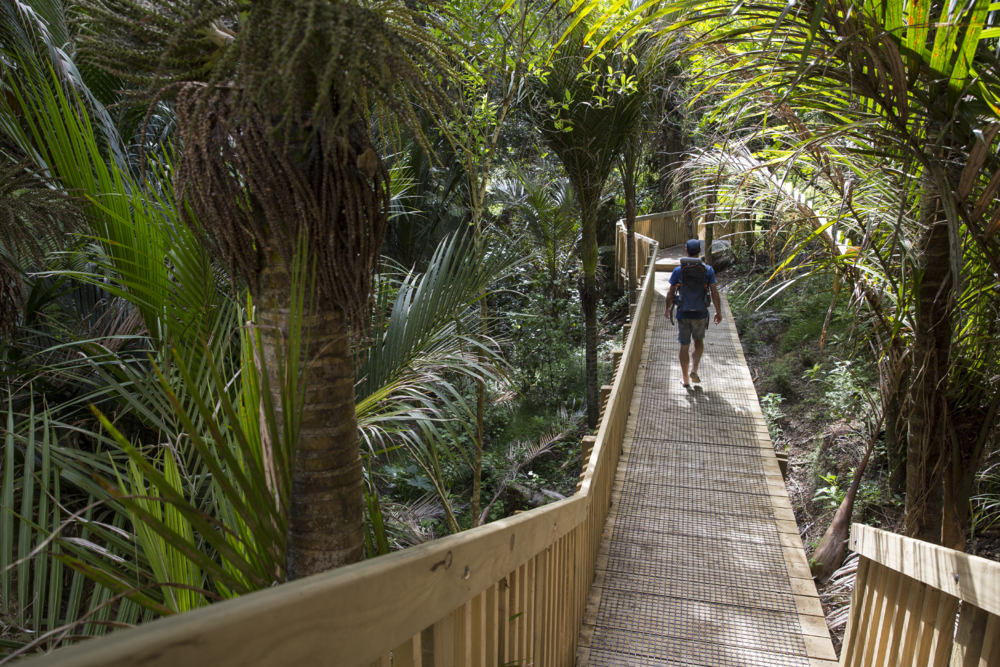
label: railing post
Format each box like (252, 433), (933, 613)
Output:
(598, 385), (611, 425)
(577, 436), (596, 492)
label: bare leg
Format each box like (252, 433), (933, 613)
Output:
(691, 339), (704, 375)
(679, 344), (691, 385)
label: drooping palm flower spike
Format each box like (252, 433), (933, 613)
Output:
(74, 0), (456, 578)
(76, 0), (453, 336)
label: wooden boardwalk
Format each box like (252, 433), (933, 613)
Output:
(654, 244), (688, 273)
(577, 273), (837, 667)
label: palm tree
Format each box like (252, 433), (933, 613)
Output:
(493, 172), (580, 310)
(616, 8), (670, 305)
(655, 0), (1000, 548)
(73, 0), (455, 577)
(527, 18), (645, 428)
(761, 0), (1000, 548)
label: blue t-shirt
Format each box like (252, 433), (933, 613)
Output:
(669, 263), (716, 320)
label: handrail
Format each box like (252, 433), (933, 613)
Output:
(615, 219), (657, 288)
(33, 227), (662, 667)
(840, 523), (1000, 666)
(633, 210), (681, 223)
(614, 210), (691, 288)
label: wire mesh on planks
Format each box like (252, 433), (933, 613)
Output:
(584, 289), (813, 667)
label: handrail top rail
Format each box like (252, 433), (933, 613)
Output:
(620, 210), (683, 224)
(850, 523), (1000, 616)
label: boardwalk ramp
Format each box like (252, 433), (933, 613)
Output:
(578, 272), (837, 667)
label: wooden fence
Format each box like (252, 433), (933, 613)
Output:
(629, 210), (739, 250)
(34, 245), (661, 667)
(633, 210), (686, 248)
(840, 523), (1000, 667)
(615, 220), (657, 289)
(621, 209), (748, 268)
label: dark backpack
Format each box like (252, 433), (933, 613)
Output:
(675, 259), (710, 314)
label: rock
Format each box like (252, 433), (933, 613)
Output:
(706, 240), (733, 270)
(510, 482), (566, 507)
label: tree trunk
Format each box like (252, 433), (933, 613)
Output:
(811, 428), (879, 583)
(904, 195), (952, 545)
(885, 355), (908, 496)
(471, 293), (487, 528)
(624, 167), (637, 305)
(943, 395), (1000, 550)
(679, 177), (696, 239)
(703, 185), (716, 266)
(581, 203), (600, 430)
(259, 243), (364, 580)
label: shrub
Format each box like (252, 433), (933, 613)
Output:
(760, 392), (785, 442)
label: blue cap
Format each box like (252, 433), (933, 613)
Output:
(685, 239), (701, 254)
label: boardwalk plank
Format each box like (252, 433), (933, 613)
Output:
(578, 280), (834, 666)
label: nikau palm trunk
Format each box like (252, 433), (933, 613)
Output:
(471, 292), (487, 528)
(259, 246), (364, 578)
(624, 169), (637, 305)
(581, 204), (600, 429)
(905, 195), (952, 546)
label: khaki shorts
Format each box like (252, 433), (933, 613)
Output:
(677, 318), (708, 345)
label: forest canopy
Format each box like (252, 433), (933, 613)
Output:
(1, 0), (1000, 659)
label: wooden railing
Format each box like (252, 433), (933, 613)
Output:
(615, 219), (657, 288)
(34, 244), (660, 667)
(840, 523), (1000, 666)
(617, 210), (745, 277)
(634, 210), (686, 247)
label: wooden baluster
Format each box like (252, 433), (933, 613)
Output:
(456, 602), (472, 667)
(859, 562), (892, 666)
(977, 613), (1000, 666)
(926, 589), (959, 665)
(547, 543), (557, 667)
(869, 570), (905, 665)
(912, 586), (945, 664)
(896, 581), (933, 666)
(558, 538), (568, 666)
(577, 433), (595, 491)
(426, 612), (456, 667)
(893, 578), (928, 666)
(598, 385), (611, 425)
(485, 583), (500, 667)
(950, 602), (991, 667)
(470, 591), (485, 667)
(873, 568), (909, 667)
(568, 536), (576, 665)
(525, 556), (535, 660)
(840, 556), (871, 666)
(533, 550), (547, 667)
(392, 636), (422, 667)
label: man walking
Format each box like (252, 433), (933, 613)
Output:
(665, 239), (722, 388)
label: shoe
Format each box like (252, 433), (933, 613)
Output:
(690, 371), (700, 383)
(680, 381), (691, 389)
